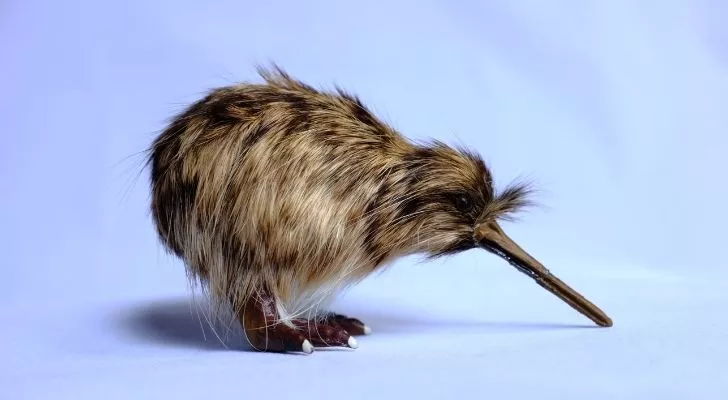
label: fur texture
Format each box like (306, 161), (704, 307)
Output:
(148, 65), (532, 327)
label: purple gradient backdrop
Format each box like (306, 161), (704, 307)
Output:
(2, 1), (727, 399)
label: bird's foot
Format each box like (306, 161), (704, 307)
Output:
(245, 317), (363, 354)
(291, 318), (360, 350)
(238, 293), (370, 354)
(285, 312), (371, 351)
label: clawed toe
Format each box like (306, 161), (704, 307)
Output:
(324, 313), (371, 336)
(294, 319), (356, 349)
(301, 339), (314, 354)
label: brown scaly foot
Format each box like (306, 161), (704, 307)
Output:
(320, 312), (371, 336)
(292, 318), (358, 349)
(237, 292), (360, 354)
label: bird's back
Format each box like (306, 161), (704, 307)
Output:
(148, 67), (412, 313)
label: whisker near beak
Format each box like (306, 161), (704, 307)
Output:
(474, 222), (613, 327)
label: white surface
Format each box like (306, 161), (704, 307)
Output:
(2, 263), (727, 399)
(2, 0), (727, 399)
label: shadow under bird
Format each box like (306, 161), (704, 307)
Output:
(147, 65), (612, 354)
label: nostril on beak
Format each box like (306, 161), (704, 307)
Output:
(473, 221), (499, 244)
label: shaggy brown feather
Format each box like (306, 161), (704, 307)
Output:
(148, 65), (532, 335)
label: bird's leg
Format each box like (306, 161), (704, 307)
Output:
(237, 291), (313, 354)
(237, 292), (361, 354)
(319, 312), (371, 336)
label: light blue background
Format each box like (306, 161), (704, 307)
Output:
(2, 1), (727, 398)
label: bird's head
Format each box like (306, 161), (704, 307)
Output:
(384, 141), (612, 327)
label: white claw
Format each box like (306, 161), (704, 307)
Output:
(301, 339), (314, 354)
(347, 336), (359, 349)
(363, 325), (372, 335)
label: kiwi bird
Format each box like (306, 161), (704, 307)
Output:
(148, 65), (612, 354)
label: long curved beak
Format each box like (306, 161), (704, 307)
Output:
(475, 222), (612, 327)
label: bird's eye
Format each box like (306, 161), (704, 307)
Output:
(454, 194), (473, 213)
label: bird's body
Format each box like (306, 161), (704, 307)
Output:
(148, 66), (612, 354)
